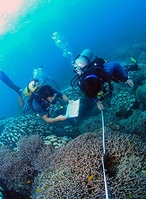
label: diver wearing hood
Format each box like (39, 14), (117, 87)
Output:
(0, 70), (69, 123)
(72, 49), (134, 110)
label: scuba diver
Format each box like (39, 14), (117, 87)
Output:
(0, 69), (69, 123)
(71, 49), (134, 110)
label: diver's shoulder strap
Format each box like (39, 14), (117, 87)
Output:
(91, 57), (106, 67)
(81, 66), (111, 83)
(80, 66), (114, 96)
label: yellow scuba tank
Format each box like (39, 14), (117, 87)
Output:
(23, 80), (39, 97)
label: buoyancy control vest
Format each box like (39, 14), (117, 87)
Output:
(71, 57), (113, 97)
(23, 78), (63, 116)
(28, 92), (51, 112)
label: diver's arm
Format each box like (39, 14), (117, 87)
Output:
(92, 97), (104, 110)
(53, 88), (70, 102)
(42, 114), (66, 123)
(115, 62), (134, 86)
(104, 61), (134, 87)
(18, 95), (24, 107)
(126, 78), (134, 87)
(62, 94), (68, 101)
(62, 94), (74, 103)
(97, 101), (104, 110)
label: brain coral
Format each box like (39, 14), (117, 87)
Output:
(0, 115), (52, 148)
(31, 131), (146, 199)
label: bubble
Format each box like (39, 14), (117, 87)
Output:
(33, 67), (44, 84)
(52, 31), (73, 64)
(63, 52), (67, 57)
(67, 51), (72, 55)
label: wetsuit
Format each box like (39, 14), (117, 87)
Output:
(79, 61), (129, 103)
(103, 61), (129, 82)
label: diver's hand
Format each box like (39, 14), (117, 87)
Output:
(56, 115), (67, 121)
(62, 94), (68, 101)
(42, 115), (66, 123)
(68, 100), (74, 104)
(97, 101), (104, 110)
(126, 78), (134, 87)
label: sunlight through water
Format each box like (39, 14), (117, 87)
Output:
(0, 0), (44, 35)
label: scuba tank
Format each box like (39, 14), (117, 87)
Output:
(23, 67), (44, 97)
(23, 79), (39, 97)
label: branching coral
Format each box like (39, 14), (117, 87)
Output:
(31, 131), (146, 199)
(0, 147), (34, 194)
(0, 135), (55, 196)
(106, 131), (146, 198)
(17, 134), (44, 161)
(0, 115), (145, 198)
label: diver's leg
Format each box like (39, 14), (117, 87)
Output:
(124, 64), (139, 71)
(0, 70), (22, 95)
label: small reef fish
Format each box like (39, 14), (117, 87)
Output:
(87, 174), (94, 182)
(27, 180), (31, 184)
(36, 187), (41, 193)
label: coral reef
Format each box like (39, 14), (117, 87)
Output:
(130, 70), (146, 93)
(0, 40), (146, 198)
(0, 147), (34, 195)
(0, 135), (44, 195)
(0, 115), (50, 148)
(106, 131), (146, 198)
(119, 109), (146, 142)
(0, 135), (51, 193)
(0, 114), (74, 148)
(78, 116), (102, 133)
(31, 131), (146, 199)
(44, 134), (72, 149)
(0, 133), (72, 196)
(107, 42), (146, 64)
(110, 91), (136, 118)
(53, 123), (76, 138)
(136, 83), (146, 106)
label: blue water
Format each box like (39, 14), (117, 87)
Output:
(0, 0), (146, 117)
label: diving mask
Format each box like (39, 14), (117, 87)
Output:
(74, 63), (83, 75)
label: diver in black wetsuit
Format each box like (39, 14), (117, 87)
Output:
(72, 49), (134, 110)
